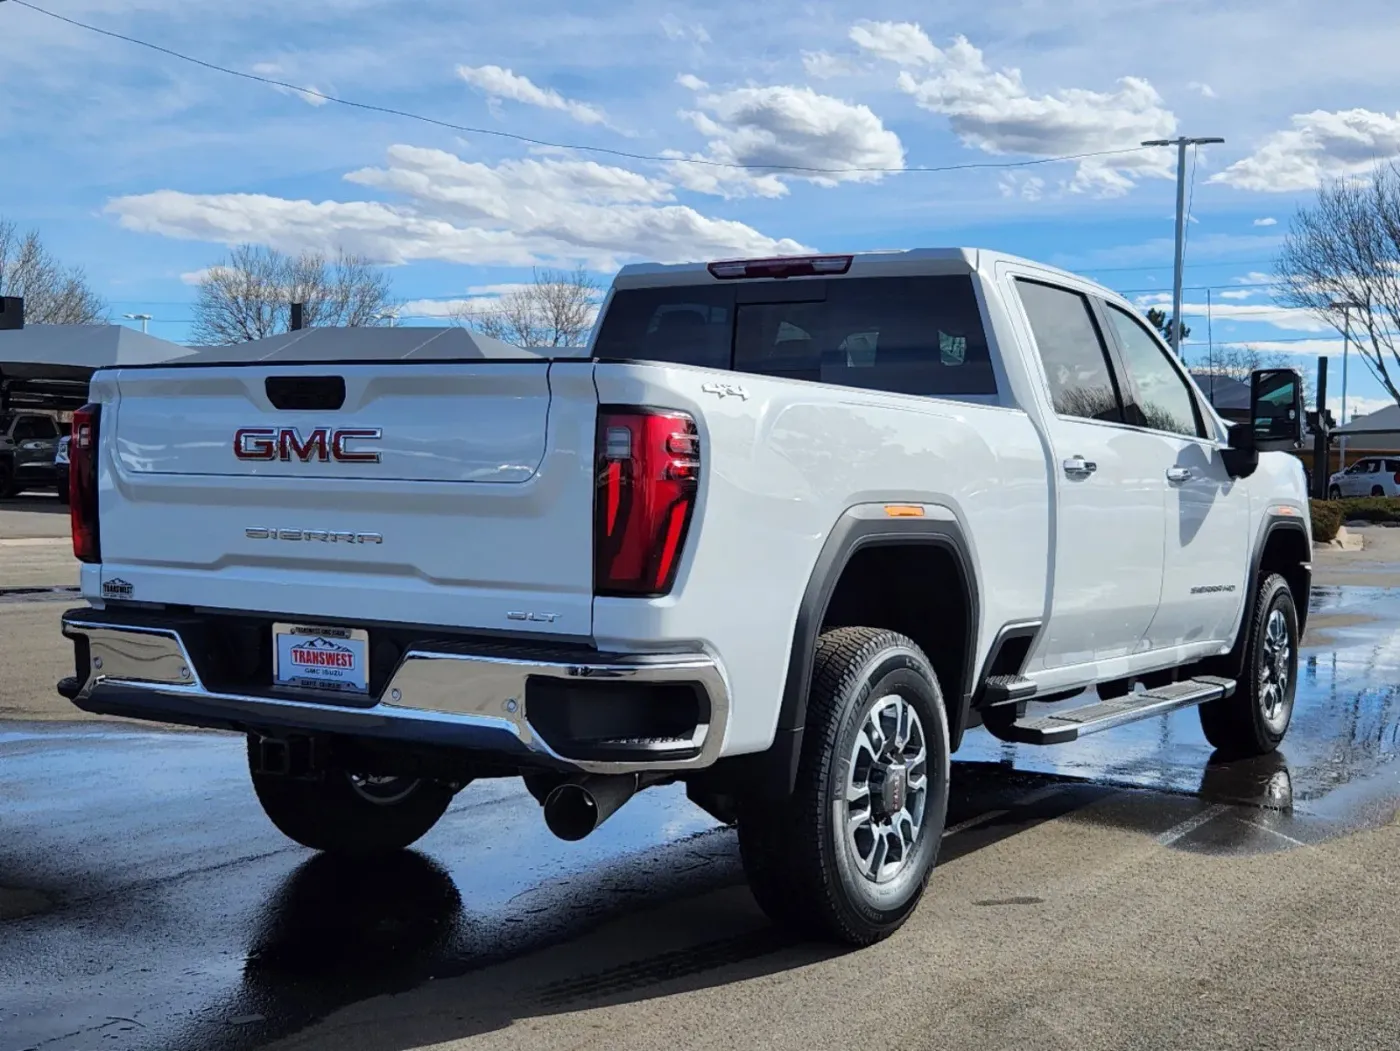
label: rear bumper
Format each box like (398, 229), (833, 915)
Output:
(59, 610), (730, 776)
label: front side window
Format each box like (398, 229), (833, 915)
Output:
(1015, 280), (1122, 423)
(1106, 306), (1204, 439)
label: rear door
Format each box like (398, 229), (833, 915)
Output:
(1099, 302), (1248, 650)
(99, 362), (599, 635)
(1013, 278), (1166, 669)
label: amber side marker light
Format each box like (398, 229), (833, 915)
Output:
(883, 505), (925, 518)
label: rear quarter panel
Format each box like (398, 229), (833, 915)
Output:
(591, 362), (1050, 756)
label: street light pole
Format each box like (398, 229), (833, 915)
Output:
(122, 312), (152, 334)
(1142, 136), (1225, 356)
(1330, 300), (1362, 470)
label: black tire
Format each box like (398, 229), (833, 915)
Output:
(247, 737), (455, 856)
(737, 627), (950, 946)
(0, 460), (14, 500)
(1373, 486), (1386, 497)
(1198, 573), (1299, 757)
(1328, 485), (1341, 501)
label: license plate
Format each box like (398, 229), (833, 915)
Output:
(272, 623), (369, 694)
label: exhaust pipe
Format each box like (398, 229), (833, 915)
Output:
(543, 773), (640, 841)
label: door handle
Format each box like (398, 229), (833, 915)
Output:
(1063, 456), (1097, 478)
(1166, 467), (1192, 484)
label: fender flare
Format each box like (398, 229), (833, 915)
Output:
(1214, 514), (1312, 680)
(740, 509), (980, 797)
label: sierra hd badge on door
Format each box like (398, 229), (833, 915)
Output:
(233, 427), (382, 463)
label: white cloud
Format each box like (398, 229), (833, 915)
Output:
(1135, 292), (1331, 332)
(1188, 81), (1217, 99)
(1253, 217), (1278, 227)
(107, 146), (810, 269)
(456, 65), (606, 126)
(398, 298), (473, 319)
(1218, 289), (1256, 300)
(998, 173), (1045, 201)
(661, 16), (710, 45)
(849, 21), (940, 67)
(668, 84), (905, 199)
(1211, 108), (1400, 192)
(249, 61), (329, 107)
(675, 73), (708, 91)
(802, 51), (858, 80)
(852, 23), (1176, 197)
(1237, 271), (1274, 284)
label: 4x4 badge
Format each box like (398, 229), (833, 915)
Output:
(701, 382), (749, 400)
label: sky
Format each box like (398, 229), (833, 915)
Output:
(3, 0), (1400, 419)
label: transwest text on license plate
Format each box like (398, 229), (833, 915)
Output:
(273, 623), (369, 694)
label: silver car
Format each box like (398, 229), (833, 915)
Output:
(1328, 456), (1400, 499)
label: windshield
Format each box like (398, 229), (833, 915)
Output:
(594, 275), (996, 398)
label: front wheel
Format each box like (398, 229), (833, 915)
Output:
(247, 737), (455, 855)
(1198, 573), (1299, 756)
(737, 627), (950, 946)
(1328, 485), (1342, 501)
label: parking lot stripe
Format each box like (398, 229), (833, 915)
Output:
(1156, 803), (1230, 846)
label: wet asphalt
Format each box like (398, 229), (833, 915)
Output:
(2, 584), (1399, 1051)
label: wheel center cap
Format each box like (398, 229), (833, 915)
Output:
(874, 760), (908, 818)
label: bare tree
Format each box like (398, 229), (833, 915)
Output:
(190, 244), (396, 345)
(456, 266), (600, 348)
(0, 218), (106, 324)
(1277, 162), (1400, 407)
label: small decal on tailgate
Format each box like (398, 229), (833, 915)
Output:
(102, 578), (134, 599)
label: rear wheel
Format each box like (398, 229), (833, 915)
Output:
(1372, 485), (1386, 497)
(0, 460), (14, 499)
(247, 736), (455, 855)
(1328, 485), (1341, 501)
(737, 627), (950, 946)
(1198, 573), (1298, 757)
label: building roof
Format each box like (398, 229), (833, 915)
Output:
(0, 324), (193, 380)
(1336, 403), (1400, 449)
(182, 326), (563, 363)
(1188, 371), (1250, 410)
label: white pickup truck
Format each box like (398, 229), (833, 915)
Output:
(58, 248), (1311, 945)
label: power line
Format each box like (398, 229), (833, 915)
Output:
(5, 0), (1154, 179)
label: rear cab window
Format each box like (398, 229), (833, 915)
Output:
(593, 275), (997, 399)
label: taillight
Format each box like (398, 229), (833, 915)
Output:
(594, 409), (700, 596)
(70, 403), (101, 564)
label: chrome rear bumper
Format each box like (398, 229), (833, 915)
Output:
(60, 612), (730, 775)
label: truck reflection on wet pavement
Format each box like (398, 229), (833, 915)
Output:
(3, 584), (1400, 1051)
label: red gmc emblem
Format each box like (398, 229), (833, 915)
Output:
(233, 427), (383, 464)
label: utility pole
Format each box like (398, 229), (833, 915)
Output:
(1331, 299), (1361, 470)
(1142, 136), (1224, 356)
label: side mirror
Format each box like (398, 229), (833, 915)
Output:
(1250, 368), (1305, 449)
(1222, 421), (1258, 479)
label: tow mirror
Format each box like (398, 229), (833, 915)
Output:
(1250, 368), (1305, 448)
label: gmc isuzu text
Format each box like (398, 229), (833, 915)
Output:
(58, 248), (1311, 945)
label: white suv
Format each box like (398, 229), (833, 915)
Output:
(1328, 457), (1400, 499)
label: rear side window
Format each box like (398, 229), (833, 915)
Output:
(593, 276), (996, 398)
(1016, 280), (1122, 423)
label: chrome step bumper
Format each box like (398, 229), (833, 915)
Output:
(59, 612), (730, 775)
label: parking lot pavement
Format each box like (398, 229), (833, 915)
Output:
(3, 580), (1400, 1051)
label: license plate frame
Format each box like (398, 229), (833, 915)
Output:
(272, 622), (371, 696)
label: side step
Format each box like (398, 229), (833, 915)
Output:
(981, 674), (1037, 703)
(986, 676), (1236, 745)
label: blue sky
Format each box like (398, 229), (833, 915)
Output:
(3, 0), (1400, 418)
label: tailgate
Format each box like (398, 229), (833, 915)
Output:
(93, 361), (599, 636)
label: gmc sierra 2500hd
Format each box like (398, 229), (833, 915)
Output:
(57, 248), (1311, 946)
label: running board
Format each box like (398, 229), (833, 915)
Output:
(985, 676), (1236, 745)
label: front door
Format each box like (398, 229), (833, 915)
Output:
(1013, 278), (1167, 670)
(1099, 303), (1249, 650)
